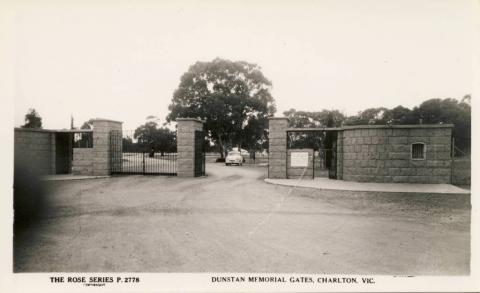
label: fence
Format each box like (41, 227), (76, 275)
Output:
(110, 130), (177, 175)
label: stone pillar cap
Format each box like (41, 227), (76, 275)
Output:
(90, 118), (123, 123)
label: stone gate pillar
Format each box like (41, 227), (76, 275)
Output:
(268, 117), (289, 179)
(91, 118), (122, 176)
(177, 118), (204, 177)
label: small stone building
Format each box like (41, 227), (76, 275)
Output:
(14, 119), (122, 176)
(268, 117), (455, 184)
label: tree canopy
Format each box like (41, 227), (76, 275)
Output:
(285, 95), (471, 155)
(283, 109), (345, 128)
(133, 121), (176, 155)
(282, 109), (345, 150)
(411, 97), (471, 155)
(167, 58), (276, 156)
(80, 119), (93, 130)
(22, 108), (43, 129)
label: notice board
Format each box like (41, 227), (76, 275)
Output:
(290, 152), (309, 167)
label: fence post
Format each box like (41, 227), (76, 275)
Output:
(312, 150), (315, 179)
(451, 137), (455, 184)
(143, 152), (146, 174)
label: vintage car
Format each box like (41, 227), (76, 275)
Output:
(225, 151), (243, 166)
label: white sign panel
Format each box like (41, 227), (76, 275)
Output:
(290, 152), (309, 167)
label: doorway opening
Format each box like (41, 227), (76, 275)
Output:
(286, 130), (338, 179)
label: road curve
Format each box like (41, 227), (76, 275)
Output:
(14, 163), (470, 274)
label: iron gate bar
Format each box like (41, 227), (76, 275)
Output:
(111, 153), (178, 175)
(316, 148), (336, 179)
(194, 130), (206, 177)
(110, 130), (177, 176)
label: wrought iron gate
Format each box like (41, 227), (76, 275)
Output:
(327, 149), (337, 179)
(194, 130), (205, 177)
(312, 149), (336, 179)
(328, 139), (337, 179)
(110, 130), (177, 175)
(285, 129), (338, 179)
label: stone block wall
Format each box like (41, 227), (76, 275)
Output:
(92, 119), (122, 176)
(177, 118), (203, 177)
(336, 132), (344, 180)
(287, 149), (314, 179)
(452, 158), (471, 186)
(340, 125), (453, 183)
(14, 128), (55, 175)
(72, 148), (93, 175)
(268, 117), (289, 179)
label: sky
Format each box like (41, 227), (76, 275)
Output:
(10, 0), (477, 130)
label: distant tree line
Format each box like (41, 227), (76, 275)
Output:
(130, 121), (176, 155)
(284, 95), (471, 156)
(21, 63), (470, 159)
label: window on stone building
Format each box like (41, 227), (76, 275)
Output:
(411, 143), (425, 160)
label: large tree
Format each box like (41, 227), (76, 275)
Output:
(22, 108), (42, 129)
(166, 58), (276, 157)
(411, 97), (471, 155)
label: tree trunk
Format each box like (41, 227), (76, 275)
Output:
(218, 136), (225, 158)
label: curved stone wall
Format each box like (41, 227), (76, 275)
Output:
(339, 126), (452, 184)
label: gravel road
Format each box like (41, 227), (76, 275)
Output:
(14, 163), (470, 274)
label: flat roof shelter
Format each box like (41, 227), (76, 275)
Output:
(14, 119), (122, 176)
(14, 128), (93, 176)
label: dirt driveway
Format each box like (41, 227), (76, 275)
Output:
(14, 163), (470, 274)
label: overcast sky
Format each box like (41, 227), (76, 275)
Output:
(11, 0), (476, 130)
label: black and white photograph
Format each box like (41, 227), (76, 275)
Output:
(1, 0), (479, 292)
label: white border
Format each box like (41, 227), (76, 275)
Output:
(1, 0), (479, 292)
